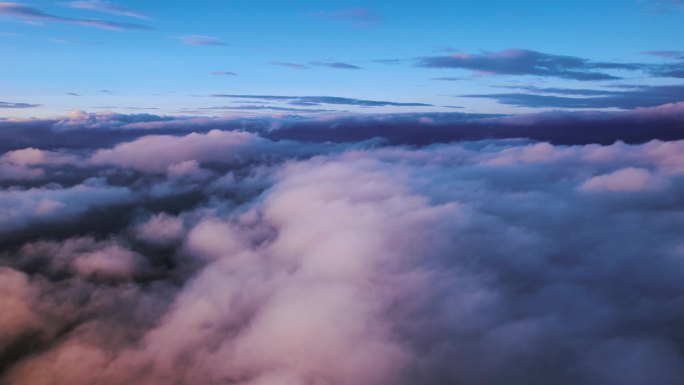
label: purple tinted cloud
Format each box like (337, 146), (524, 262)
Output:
(2, 122), (684, 384)
(0, 101), (40, 108)
(210, 71), (238, 76)
(269, 60), (309, 69)
(310, 61), (363, 70)
(650, 64), (684, 78)
(203, 105), (338, 113)
(0, 2), (151, 30)
(642, 50), (684, 59)
(173, 35), (229, 46)
(65, 0), (150, 20)
(431, 77), (466, 81)
(465, 84), (684, 109)
(373, 59), (404, 65)
(211, 94), (431, 107)
(639, 0), (684, 12)
(310, 7), (381, 27)
(417, 48), (639, 80)
(3, 105), (684, 155)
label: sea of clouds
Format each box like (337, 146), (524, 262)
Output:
(1, 109), (684, 385)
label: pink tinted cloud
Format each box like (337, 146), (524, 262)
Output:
(2, 133), (684, 384)
(310, 8), (381, 27)
(90, 130), (262, 172)
(580, 167), (667, 192)
(66, 0), (150, 20)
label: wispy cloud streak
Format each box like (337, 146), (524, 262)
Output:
(0, 2), (151, 30)
(310, 7), (381, 27)
(65, 0), (150, 20)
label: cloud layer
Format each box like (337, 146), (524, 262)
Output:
(1, 111), (684, 384)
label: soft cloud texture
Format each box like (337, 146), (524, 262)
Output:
(1, 120), (684, 384)
(310, 8), (381, 27)
(0, 2), (151, 30)
(0, 177), (133, 233)
(65, 0), (150, 20)
(174, 35), (229, 46)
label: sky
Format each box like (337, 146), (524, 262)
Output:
(1, 0), (684, 117)
(4, 2), (684, 385)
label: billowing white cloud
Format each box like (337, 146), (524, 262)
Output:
(580, 167), (667, 192)
(2, 131), (684, 384)
(90, 130), (266, 172)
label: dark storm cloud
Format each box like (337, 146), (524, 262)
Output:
(416, 48), (640, 80)
(465, 84), (684, 109)
(0, 2), (151, 30)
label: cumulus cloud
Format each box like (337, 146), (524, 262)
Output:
(2, 132), (684, 384)
(134, 212), (185, 246)
(0, 177), (133, 233)
(580, 167), (668, 192)
(1, 147), (77, 165)
(90, 129), (270, 172)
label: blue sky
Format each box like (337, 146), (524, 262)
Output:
(1, 0), (683, 117)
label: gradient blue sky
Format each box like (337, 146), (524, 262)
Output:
(1, 0), (683, 117)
